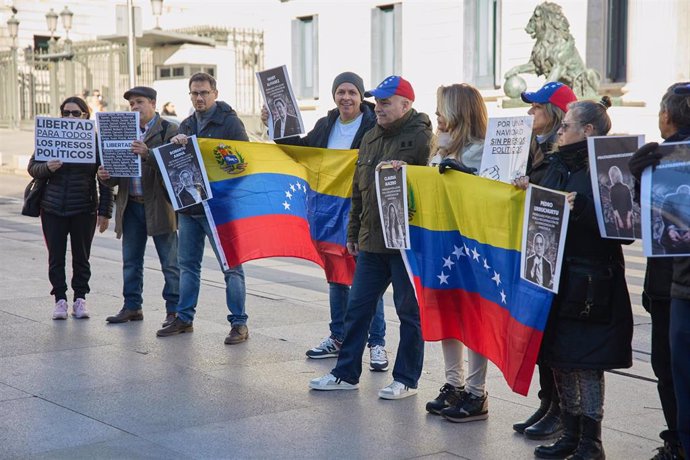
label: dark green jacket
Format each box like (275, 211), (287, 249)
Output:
(347, 109), (432, 253)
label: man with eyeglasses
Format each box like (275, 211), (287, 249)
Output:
(156, 72), (251, 345)
(97, 86), (180, 327)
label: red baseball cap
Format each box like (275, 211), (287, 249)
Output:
(365, 76), (415, 102)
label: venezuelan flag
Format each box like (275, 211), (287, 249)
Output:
(403, 166), (554, 395)
(197, 139), (357, 285)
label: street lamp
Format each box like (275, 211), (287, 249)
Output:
(7, 13), (18, 45)
(45, 8), (58, 39)
(60, 6), (73, 40)
(7, 14), (19, 129)
(151, 0), (163, 30)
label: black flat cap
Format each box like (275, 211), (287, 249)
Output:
(123, 86), (157, 100)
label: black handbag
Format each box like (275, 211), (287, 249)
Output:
(21, 178), (47, 217)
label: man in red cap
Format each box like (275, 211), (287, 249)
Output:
(310, 75), (432, 400)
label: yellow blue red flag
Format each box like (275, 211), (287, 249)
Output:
(198, 138), (357, 285)
(403, 166), (554, 395)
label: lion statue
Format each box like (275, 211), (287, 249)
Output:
(504, 1), (600, 99)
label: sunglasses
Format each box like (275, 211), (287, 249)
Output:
(189, 91), (212, 98)
(62, 110), (84, 117)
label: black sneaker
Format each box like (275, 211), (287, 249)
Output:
(426, 383), (465, 415)
(441, 391), (489, 423)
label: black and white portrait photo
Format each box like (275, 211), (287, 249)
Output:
(587, 135), (644, 239)
(525, 233), (553, 289)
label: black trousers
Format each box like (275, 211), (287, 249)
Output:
(650, 300), (678, 437)
(41, 211), (96, 302)
(538, 363), (559, 404)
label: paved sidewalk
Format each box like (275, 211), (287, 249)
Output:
(0, 174), (669, 459)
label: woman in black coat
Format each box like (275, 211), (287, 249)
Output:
(532, 97), (633, 460)
(28, 97), (113, 320)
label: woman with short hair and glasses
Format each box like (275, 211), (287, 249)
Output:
(28, 96), (113, 320)
(518, 96), (633, 460)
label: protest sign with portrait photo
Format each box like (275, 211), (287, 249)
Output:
(256, 65), (305, 140)
(587, 135), (645, 240)
(641, 141), (690, 257)
(151, 135), (212, 211)
(375, 165), (410, 250)
(34, 116), (97, 164)
(479, 115), (533, 183)
(96, 111), (141, 177)
(521, 184), (569, 293)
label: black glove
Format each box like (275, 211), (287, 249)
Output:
(629, 142), (661, 180)
(438, 158), (477, 175)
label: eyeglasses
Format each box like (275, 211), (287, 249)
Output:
(189, 91), (212, 98)
(61, 110), (84, 117)
(559, 121), (581, 132)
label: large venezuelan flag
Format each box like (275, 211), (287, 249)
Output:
(403, 166), (554, 395)
(198, 138), (357, 285)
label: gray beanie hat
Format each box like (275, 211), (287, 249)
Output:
(331, 72), (365, 100)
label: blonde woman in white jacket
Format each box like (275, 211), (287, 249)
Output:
(425, 83), (491, 423)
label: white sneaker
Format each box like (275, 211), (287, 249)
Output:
(52, 299), (68, 320)
(309, 373), (359, 391)
(369, 345), (389, 372)
(378, 380), (418, 400)
(72, 298), (90, 319)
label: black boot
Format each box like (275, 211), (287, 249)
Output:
(534, 412), (580, 459)
(525, 400), (563, 440)
(566, 416), (605, 460)
(513, 398), (549, 434)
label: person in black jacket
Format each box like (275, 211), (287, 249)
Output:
(28, 96), (113, 320)
(529, 97), (632, 460)
(261, 71), (388, 369)
(156, 72), (251, 345)
(513, 82), (577, 440)
(628, 81), (690, 460)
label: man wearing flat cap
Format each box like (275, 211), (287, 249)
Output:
(97, 85), (181, 327)
(310, 75), (432, 400)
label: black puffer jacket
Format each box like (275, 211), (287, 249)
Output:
(276, 101), (376, 149)
(178, 101), (249, 215)
(28, 155), (113, 218)
(539, 140), (633, 370)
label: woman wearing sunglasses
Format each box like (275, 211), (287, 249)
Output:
(28, 96), (113, 320)
(523, 97), (633, 460)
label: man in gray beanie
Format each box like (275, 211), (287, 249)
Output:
(261, 72), (388, 370)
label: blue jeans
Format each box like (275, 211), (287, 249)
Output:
(329, 282), (385, 346)
(331, 251), (424, 388)
(670, 298), (690, 454)
(176, 213), (246, 325)
(122, 202), (179, 312)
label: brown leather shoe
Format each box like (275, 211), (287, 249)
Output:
(162, 313), (177, 327)
(106, 308), (144, 323)
(224, 324), (249, 344)
(156, 317), (193, 337)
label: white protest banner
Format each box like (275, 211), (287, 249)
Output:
(375, 165), (410, 250)
(587, 135), (645, 240)
(96, 111), (141, 177)
(256, 65), (305, 140)
(520, 184), (570, 294)
(479, 115), (533, 183)
(34, 117), (97, 164)
(641, 141), (690, 257)
(151, 135), (212, 211)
